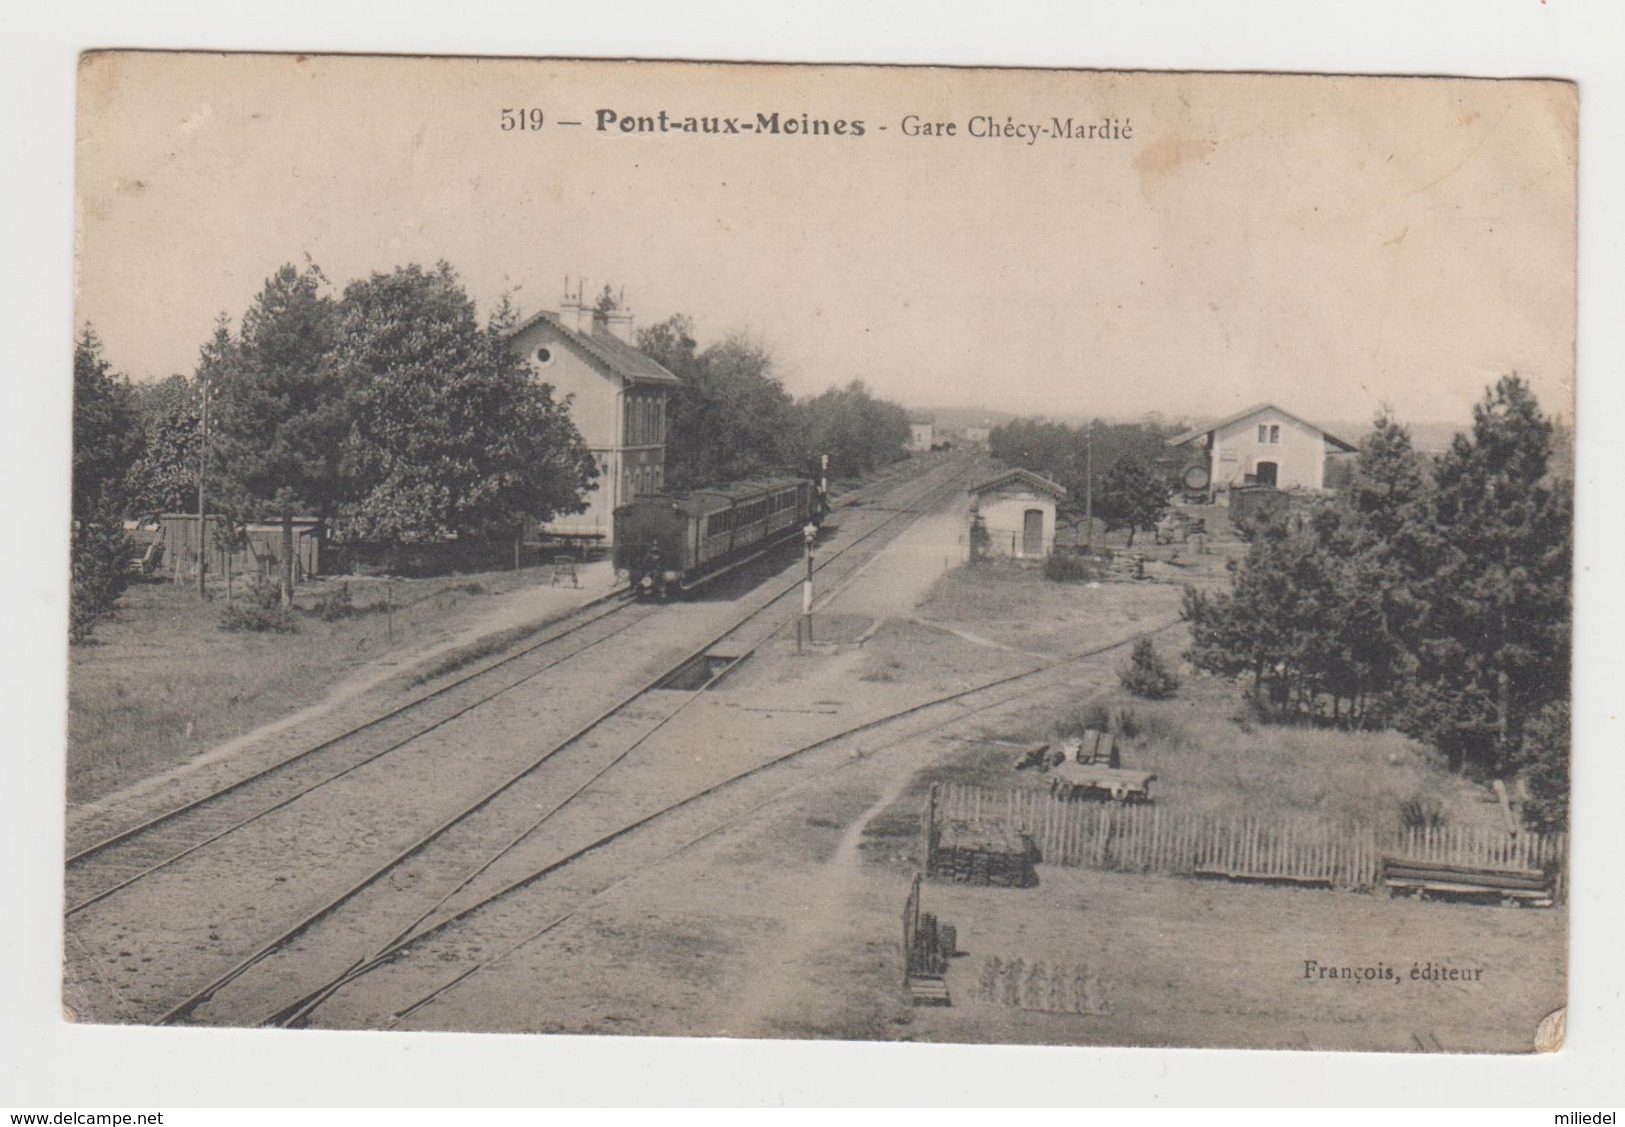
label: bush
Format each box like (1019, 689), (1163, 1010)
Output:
(69, 515), (132, 643)
(1510, 698), (1569, 833)
(1118, 638), (1181, 699)
(1054, 700), (1114, 739)
(1044, 551), (1106, 583)
(219, 603), (299, 633)
(310, 583), (355, 621)
(241, 577), (284, 610)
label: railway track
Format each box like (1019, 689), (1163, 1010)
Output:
(70, 454), (979, 1024)
(63, 457), (954, 919)
(63, 596), (657, 916)
(278, 614), (1191, 1030)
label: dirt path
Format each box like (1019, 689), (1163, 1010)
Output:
(724, 752), (919, 1035)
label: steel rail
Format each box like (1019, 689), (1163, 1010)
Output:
(64, 600), (658, 917)
(295, 615), (1189, 1028)
(65, 457), (907, 879)
(152, 456), (978, 1025)
(261, 465), (979, 1027)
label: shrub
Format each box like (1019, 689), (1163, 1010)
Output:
(1510, 698), (1569, 833)
(241, 577), (284, 610)
(1118, 638), (1181, 699)
(310, 583), (355, 621)
(70, 514), (132, 644)
(968, 514), (991, 562)
(1044, 552), (1105, 583)
(1053, 700), (1113, 739)
(219, 603), (299, 633)
(1111, 705), (1143, 741)
(1399, 796), (1446, 832)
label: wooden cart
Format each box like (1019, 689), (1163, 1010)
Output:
(1047, 761), (1156, 803)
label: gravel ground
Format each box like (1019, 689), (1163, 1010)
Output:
(292, 554), (1563, 1052)
(66, 452), (1560, 1052)
(63, 455), (977, 1026)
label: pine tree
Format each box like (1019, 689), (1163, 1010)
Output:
(70, 326), (141, 640)
(1393, 376), (1571, 773)
(72, 325), (142, 518)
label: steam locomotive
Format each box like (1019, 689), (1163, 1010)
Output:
(613, 477), (823, 598)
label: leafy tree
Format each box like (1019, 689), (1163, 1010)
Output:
(209, 266), (346, 603)
(1095, 456), (1169, 546)
(128, 374), (202, 516)
(1182, 520), (1347, 720)
(69, 517), (132, 644)
(639, 315), (797, 489)
(795, 379), (911, 478)
(333, 262), (595, 546)
(989, 418), (1176, 541)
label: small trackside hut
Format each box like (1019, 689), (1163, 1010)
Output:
(614, 477), (816, 598)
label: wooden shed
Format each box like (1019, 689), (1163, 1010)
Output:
(155, 514), (323, 583)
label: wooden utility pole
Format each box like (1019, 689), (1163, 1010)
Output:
(196, 377), (209, 599)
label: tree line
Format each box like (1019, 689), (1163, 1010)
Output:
(635, 312), (912, 491)
(1181, 377), (1571, 830)
(987, 417), (1177, 545)
(72, 262), (595, 630)
(71, 265), (915, 638)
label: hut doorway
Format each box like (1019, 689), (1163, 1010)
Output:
(1022, 509), (1044, 557)
(1254, 460), (1279, 487)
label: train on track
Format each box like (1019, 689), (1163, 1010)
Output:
(613, 476), (823, 598)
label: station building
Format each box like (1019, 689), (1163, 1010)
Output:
(1165, 403), (1357, 503)
(505, 287), (680, 545)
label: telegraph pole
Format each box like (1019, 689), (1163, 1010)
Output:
(196, 377), (209, 599)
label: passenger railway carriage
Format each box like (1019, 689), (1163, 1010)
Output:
(613, 477), (818, 597)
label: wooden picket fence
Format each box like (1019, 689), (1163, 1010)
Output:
(933, 783), (1568, 901)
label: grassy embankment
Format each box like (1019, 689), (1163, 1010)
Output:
(66, 568), (568, 805)
(870, 559), (1500, 834)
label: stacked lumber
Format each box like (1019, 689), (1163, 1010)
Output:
(1381, 856), (1554, 905)
(930, 819), (1037, 887)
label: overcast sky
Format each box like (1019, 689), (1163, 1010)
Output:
(76, 54), (1575, 427)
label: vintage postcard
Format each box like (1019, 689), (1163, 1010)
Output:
(67, 53), (1575, 1054)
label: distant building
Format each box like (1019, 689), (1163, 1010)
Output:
(506, 286), (680, 544)
(908, 421), (935, 452)
(963, 425), (993, 450)
(969, 468), (1067, 559)
(1165, 403), (1357, 503)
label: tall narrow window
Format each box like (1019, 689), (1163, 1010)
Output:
(1258, 424), (1269, 443)
(1269, 424), (1280, 444)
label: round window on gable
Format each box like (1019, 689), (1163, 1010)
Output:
(534, 346), (556, 368)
